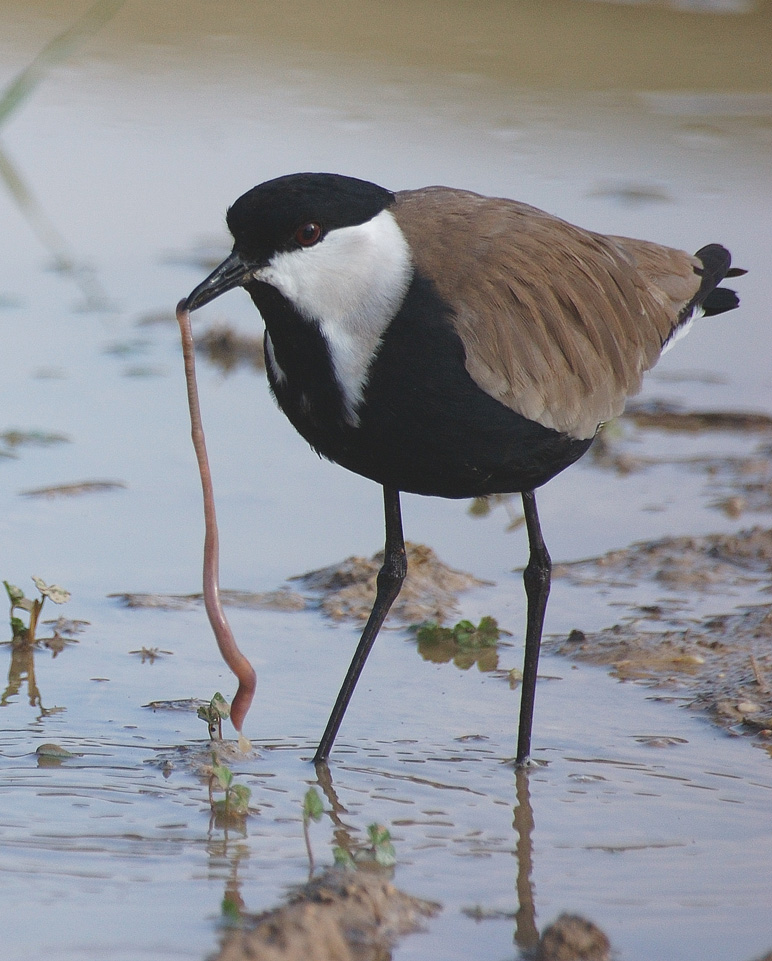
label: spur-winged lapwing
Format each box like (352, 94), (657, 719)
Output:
(183, 172), (744, 765)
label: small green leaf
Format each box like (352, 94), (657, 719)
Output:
(228, 783), (251, 814)
(452, 619), (476, 645)
(374, 841), (397, 867)
(4, 581), (25, 605)
(367, 823), (389, 847)
(35, 742), (76, 758)
(333, 847), (355, 868)
(302, 787), (324, 823)
(476, 615), (502, 643)
(367, 823), (396, 866)
(210, 692), (230, 719)
(211, 762), (233, 790)
(413, 621), (453, 645)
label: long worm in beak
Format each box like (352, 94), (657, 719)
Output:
(176, 300), (256, 747)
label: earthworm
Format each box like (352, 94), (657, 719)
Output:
(175, 300), (257, 738)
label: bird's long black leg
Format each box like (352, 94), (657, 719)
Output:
(516, 489), (551, 766)
(313, 486), (407, 763)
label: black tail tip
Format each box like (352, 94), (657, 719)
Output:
(693, 244), (745, 318)
(702, 286), (740, 317)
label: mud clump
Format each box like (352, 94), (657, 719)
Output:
(293, 542), (488, 624)
(535, 913), (611, 961)
(211, 868), (439, 961)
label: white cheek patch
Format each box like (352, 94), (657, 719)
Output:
(255, 209), (413, 425)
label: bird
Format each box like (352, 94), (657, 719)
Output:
(182, 172), (744, 765)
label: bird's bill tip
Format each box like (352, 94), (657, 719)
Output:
(182, 251), (253, 312)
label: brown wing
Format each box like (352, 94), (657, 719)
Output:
(393, 187), (702, 439)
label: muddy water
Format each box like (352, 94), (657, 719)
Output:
(1, 1), (772, 959)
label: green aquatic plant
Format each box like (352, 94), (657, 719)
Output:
(411, 615), (503, 650)
(333, 823), (397, 869)
(410, 616), (508, 673)
(301, 788), (396, 872)
(197, 692), (231, 740)
(209, 754), (251, 820)
(302, 787), (325, 875)
(4, 577), (71, 642)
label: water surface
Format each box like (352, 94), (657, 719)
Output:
(1, 2), (771, 959)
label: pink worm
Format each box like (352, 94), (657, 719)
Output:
(176, 300), (257, 734)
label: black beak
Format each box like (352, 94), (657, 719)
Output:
(183, 250), (255, 312)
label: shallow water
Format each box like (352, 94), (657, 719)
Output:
(1, 2), (772, 959)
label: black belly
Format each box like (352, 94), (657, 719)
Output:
(352, 406), (592, 498)
(253, 276), (596, 499)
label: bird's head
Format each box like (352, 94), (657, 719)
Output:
(183, 172), (403, 316)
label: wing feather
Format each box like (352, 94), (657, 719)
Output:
(393, 188), (702, 438)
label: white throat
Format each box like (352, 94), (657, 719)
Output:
(255, 209), (413, 425)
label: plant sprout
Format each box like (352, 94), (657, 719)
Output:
(302, 787), (325, 875)
(4, 577), (71, 642)
(197, 692), (231, 740)
(411, 615), (504, 650)
(209, 754), (251, 821)
(333, 823), (396, 869)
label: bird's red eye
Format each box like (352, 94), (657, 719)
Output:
(295, 222), (322, 247)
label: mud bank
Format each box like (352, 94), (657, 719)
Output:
(551, 527), (772, 751)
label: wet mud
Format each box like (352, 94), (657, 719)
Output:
(114, 542), (486, 624)
(590, 409), (772, 520)
(119, 520), (772, 751)
(211, 868), (439, 961)
(112, 588), (307, 612)
(551, 527), (772, 749)
(624, 402), (772, 435)
(19, 479), (126, 498)
(196, 325), (265, 374)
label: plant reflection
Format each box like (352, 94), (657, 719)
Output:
(0, 626), (79, 717)
(0, 0), (122, 311)
(2, 579), (84, 716)
(206, 829), (251, 928)
(315, 756), (541, 954)
(313, 758), (365, 867)
(411, 617), (505, 672)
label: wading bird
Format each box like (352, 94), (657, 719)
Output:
(182, 172), (743, 764)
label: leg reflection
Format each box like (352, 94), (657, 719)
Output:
(513, 768), (539, 952)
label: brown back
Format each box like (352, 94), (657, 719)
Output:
(394, 187), (702, 439)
